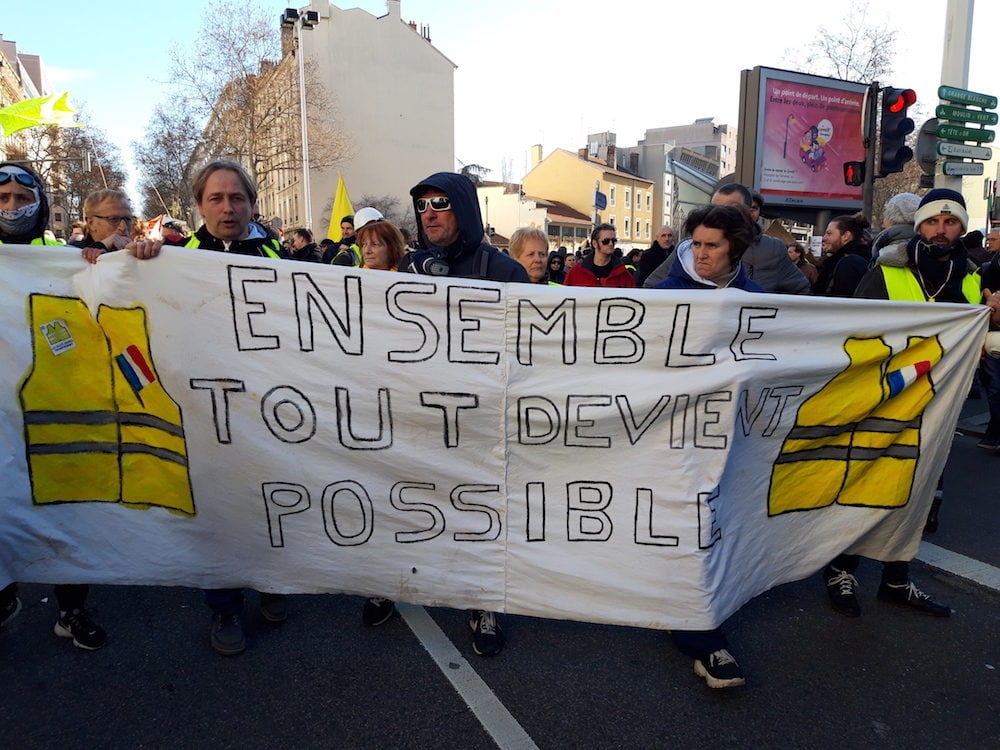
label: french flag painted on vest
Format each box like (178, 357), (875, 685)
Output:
(886, 360), (931, 398)
(115, 344), (156, 392)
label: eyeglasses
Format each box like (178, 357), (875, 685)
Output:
(91, 214), (134, 225)
(0, 171), (39, 189)
(416, 196), (452, 213)
(598, 237), (618, 246)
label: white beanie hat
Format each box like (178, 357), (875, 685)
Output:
(913, 188), (968, 232)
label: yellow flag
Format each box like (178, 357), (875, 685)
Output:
(326, 175), (354, 242)
(0, 91), (80, 137)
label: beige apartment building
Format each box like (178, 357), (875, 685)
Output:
(522, 147), (654, 250)
(260, 0), (455, 234)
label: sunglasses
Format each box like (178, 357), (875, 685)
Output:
(91, 214), (134, 225)
(0, 171), (40, 189)
(599, 237), (618, 246)
(416, 196), (452, 213)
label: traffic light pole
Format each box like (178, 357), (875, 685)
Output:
(862, 82), (879, 219)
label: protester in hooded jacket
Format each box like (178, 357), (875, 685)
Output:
(655, 204), (763, 293)
(363, 172), (526, 658)
(813, 213), (872, 297)
(0, 162), (61, 246)
(400, 172), (528, 283)
(653, 202), (759, 689)
(563, 223), (636, 288)
(546, 251), (567, 283)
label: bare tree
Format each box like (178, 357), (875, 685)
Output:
(786, 0), (896, 84)
(133, 105), (201, 223)
(169, 0), (347, 190)
(9, 114), (126, 223)
(354, 193), (416, 238)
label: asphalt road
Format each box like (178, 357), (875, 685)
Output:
(2, 400), (998, 750)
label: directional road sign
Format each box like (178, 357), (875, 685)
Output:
(937, 123), (995, 143)
(936, 104), (999, 125)
(942, 161), (984, 176)
(938, 142), (992, 160)
(938, 85), (998, 109)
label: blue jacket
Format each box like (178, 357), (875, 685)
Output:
(654, 241), (764, 292)
(403, 172), (529, 283)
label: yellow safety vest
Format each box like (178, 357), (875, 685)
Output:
(881, 265), (980, 303)
(20, 294), (195, 515)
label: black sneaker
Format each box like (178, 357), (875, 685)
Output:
(877, 581), (952, 617)
(469, 610), (505, 657)
(976, 436), (1000, 450)
(694, 648), (746, 688)
(54, 609), (107, 650)
(1, 594), (21, 629)
(210, 613), (246, 655)
(362, 597), (396, 627)
(825, 567), (861, 617)
(259, 593), (288, 625)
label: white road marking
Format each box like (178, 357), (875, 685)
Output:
(398, 603), (539, 750)
(918, 541), (1000, 592)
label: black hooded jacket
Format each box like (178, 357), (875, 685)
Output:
(402, 172), (529, 283)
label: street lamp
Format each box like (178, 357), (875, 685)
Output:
(281, 8), (319, 229)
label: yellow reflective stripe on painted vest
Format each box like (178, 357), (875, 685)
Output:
(881, 265), (980, 303)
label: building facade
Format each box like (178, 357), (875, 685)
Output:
(260, 0), (455, 236)
(522, 147), (654, 251)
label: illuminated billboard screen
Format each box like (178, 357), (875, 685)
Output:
(750, 67), (868, 210)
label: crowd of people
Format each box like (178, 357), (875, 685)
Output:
(1, 158), (996, 689)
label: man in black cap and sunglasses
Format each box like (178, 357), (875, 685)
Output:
(402, 172), (528, 282)
(368, 172), (526, 658)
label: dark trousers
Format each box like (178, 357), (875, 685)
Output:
(204, 588), (286, 617)
(669, 628), (729, 659)
(0, 582), (89, 612)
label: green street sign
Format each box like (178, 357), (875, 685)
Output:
(936, 122), (995, 143)
(936, 104), (999, 125)
(938, 85), (998, 109)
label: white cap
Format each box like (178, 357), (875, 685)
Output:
(354, 206), (384, 231)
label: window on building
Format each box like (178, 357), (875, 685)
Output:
(635, 190), (641, 209)
(646, 193), (651, 211)
(646, 220), (651, 240)
(610, 186), (616, 207)
(609, 215), (616, 226)
(624, 189), (631, 209)
(624, 218), (630, 238)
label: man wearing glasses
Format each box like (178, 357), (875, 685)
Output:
(563, 223), (636, 288)
(71, 188), (136, 263)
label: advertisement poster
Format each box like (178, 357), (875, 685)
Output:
(755, 68), (867, 209)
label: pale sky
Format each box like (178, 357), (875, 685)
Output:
(2, 0), (994, 201)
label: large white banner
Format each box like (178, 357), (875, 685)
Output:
(0, 245), (986, 629)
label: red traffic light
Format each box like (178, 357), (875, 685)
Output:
(886, 88), (917, 113)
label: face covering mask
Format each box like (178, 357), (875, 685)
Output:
(0, 201), (41, 238)
(914, 237), (954, 259)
